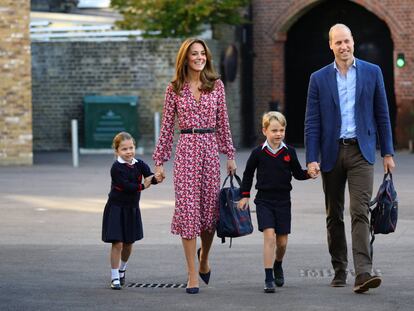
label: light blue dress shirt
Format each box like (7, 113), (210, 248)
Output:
(334, 59), (357, 139)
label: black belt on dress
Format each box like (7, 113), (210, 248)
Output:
(339, 138), (358, 145)
(180, 128), (215, 134)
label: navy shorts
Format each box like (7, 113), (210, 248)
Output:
(254, 198), (291, 234)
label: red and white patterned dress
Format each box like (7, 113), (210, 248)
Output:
(153, 79), (235, 239)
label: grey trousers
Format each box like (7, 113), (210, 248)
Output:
(322, 144), (374, 276)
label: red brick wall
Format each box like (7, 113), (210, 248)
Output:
(252, 0), (414, 147)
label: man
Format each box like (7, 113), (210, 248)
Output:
(305, 24), (395, 293)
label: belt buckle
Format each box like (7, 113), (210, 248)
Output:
(192, 128), (195, 134)
(342, 138), (349, 146)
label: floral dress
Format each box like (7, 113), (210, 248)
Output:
(153, 79), (235, 239)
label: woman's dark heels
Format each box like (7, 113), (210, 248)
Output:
(199, 271), (211, 285)
(186, 275), (199, 294)
(197, 248), (211, 285)
(185, 287), (199, 294)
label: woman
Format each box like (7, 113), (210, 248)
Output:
(153, 38), (237, 294)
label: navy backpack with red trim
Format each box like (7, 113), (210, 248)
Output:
(217, 174), (253, 247)
(369, 172), (398, 245)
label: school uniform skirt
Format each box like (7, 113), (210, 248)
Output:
(101, 201), (143, 243)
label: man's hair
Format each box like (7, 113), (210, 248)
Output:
(262, 111), (287, 129)
(328, 23), (353, 42)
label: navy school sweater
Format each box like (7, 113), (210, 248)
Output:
(240, 145), (310, 201)
(107, 160), (157, 207)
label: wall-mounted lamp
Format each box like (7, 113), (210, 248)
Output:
(396, 53), (405, 68)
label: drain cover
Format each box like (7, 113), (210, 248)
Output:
(127, 283), (186, 288)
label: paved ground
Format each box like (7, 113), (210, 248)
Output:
(0, 149), (413, 311)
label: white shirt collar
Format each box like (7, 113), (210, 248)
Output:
(117, 156), (138, 164)
(262, 140), (287, 154)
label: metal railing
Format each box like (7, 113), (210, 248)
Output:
(30, 24), (143, 41)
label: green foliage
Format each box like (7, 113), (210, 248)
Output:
(110, 0), (250, 38)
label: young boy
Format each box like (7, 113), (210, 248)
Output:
(238, 111), (314, 293)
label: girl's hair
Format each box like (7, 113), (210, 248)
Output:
(262, 111), (287, 129)
(112, 132), (136, 150)
(171, 38), (220, 95)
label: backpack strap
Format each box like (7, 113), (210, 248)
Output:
(221, 175), (231, 188)
(370, 234), (375, 261)
(369, 173), (390, 208)
(232, 174), (242, 186)
(221, 173), (242, 189)
(219, 237), (233, 248)
(369, 204), (375, 259)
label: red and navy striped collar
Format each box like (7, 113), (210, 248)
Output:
(261, 140), (287, 154)
(261, 141), (287, 158)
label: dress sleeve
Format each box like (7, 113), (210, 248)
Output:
(215, 79), (235, 160)
(152, 85), (177, 166)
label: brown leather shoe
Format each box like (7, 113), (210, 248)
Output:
(330, 270), (347, 287)
(353, 273), (381, 293)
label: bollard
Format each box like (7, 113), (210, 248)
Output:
(154, 112), (160, 146)
(71, 119), (79, 167)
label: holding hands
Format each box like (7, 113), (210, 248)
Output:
(154, 165), (166, 183)
(307, 162), (320, 179)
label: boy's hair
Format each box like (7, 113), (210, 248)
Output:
(262, 111), (287, 129)
(112, 132), (136, 150)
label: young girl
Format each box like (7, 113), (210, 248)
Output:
(102, 132), (158, 290)
(238, 111), (314, 293)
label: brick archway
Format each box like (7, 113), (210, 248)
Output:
(252, 0), (411, 146)
(270, 0), (403, 45)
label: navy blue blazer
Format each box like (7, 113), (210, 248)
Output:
(305, 58), (394, 172)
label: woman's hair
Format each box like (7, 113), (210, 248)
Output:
(262, 111), (287, 129)
(112, 132), (136, 150)
(171, 38), (220, 95)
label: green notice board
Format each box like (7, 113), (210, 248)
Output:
(84, 95), (139, 149)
